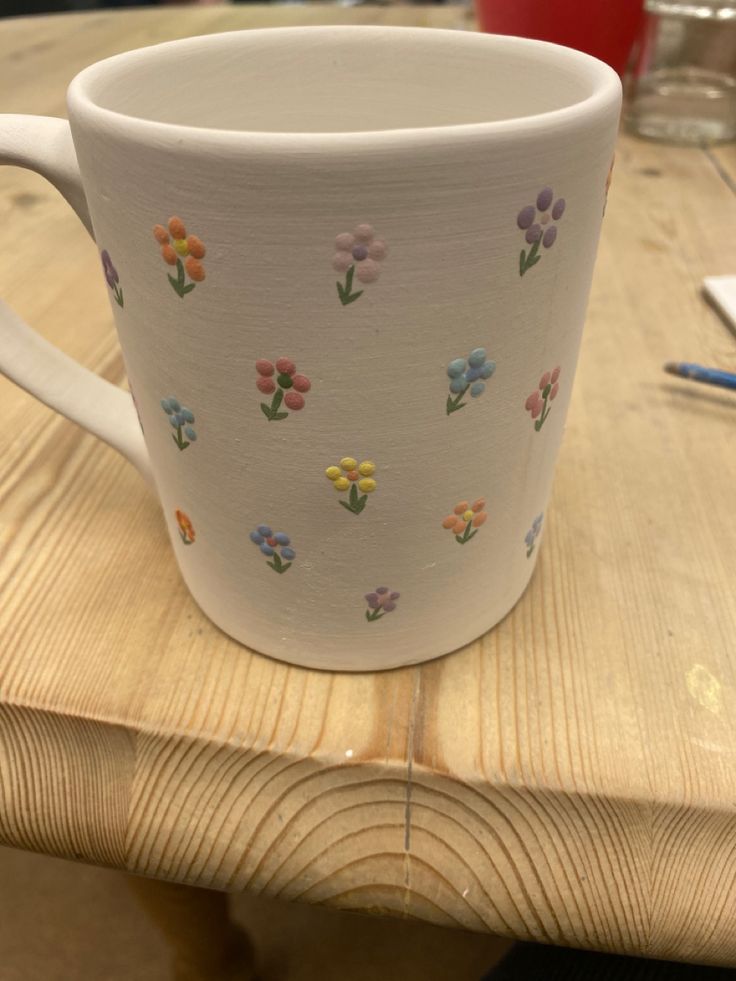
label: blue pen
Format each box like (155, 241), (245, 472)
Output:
(664, 362), (736, 392)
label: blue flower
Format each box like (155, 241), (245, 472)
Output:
(184, 426), (197, 441)
(274, 532), (290, 545)
(260, 542), (275, 556)
(446, 348), (496, 407)
(257, 524), (272, 538)
(470, 382), (485, 398)
(281, 546), (296, 560)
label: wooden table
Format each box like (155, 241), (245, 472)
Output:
(1, 5), (736, 970)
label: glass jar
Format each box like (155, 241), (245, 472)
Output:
(626, 0), (736, 145)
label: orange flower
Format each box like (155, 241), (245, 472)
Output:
(442, 498), (487, 543)
(175, 509), (195, 544)
(154, 217), (207, 294)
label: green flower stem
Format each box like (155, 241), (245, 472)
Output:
(266, 552), (292, 574)
(534, 388), (552, 431)
(365, 608), (385, 622)
(527, 545), (535, 558)
(260, 387), (289, 422)
(112, 284), (124, 308)
(519, 236), (542, 277)
(336, 264), (364, 306)
(455, 520), (478, 545)
(172, 425), (190, 450)
(339, 481), (368, 514)
(168, 257), (196, 298)
(179, 530), (193, 545)
(446, 386), (469, 415)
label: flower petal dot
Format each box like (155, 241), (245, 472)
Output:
(449, 376), (467, 394)
(552, 198), (566, 220)
(334, 476), (350, 491)
(542, 226), (557, 249)
(276, 358), (296, 376)
(153, 225), (169, 244)
(284, 391), (305, 410)
(442, 515), (456, 529)
(472, 498), (485, 511)
(550, 382), (559, 400)
(540, 371), (551, 389)
(358, 461), (375, 477)
(257, 524), (272, 537)
(537, 187), (554, 211)
(473, 512), (488, 528)
(517, 205), (536, 230)
(480, 361), (496, 380)
(358, 478), (376, 493)
(274, 532), (290, 546)
(551, 366), (560, 383)
(257, 376), (276, 395)
(260, 542), (275, 556)
(333, 252), (353, 273)
(250, 531), (264, 544)
(185, 257), (205, 281)
(341, 456), (357, 471)
(335, 232), (354, 251)
(161, 244), (177, 265)
(292, 374), (311, 393)
(256, 360), (275, 376)
(354, 224), (374, 242)
(454, 501), (469, 515)
(447, 359), (466, 379)
(281, 547), (295, 560)
(468, 348), (487, 368)
(355, 259), (379, 284)
(470, 382), (485, 398)
(525, 224), (542, 244)
(368, 240), (387, 260)
(326, 466), (341, 481)
(376, 587), (389, 595)
(168, 217), (186, 239)
(187, 235), (206, 259)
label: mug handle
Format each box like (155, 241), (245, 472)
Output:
(0, 115), (152, 484)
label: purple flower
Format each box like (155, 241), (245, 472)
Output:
(100, 249), (119, 288)
(518, 187), (566, 277)
(365, 587), (400, 622)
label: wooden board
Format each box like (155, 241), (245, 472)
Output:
(1, 6), (736, 966)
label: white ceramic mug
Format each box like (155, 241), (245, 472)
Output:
(0, 27), (620, 670)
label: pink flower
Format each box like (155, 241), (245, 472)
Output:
(333, 223), (387, 285)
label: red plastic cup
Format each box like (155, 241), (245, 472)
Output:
(475, 0), (644, 76)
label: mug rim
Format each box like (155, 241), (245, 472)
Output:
(67, 26), (621, 150)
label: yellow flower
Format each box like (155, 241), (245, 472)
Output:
(326, 456), (378, 511)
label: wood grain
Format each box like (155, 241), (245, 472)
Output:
(1, 6), (736, 966)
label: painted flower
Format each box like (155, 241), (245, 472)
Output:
(365, 586), (400, 622)
(525, 513), (544, 557)
(161, 397), (196, 450)
(442, 498), (487, 545)
(525, 366), (561, 431)
(153, 217), (206, 297)
(325, 457), (376, 515)
(256, 358), (311, 421)
(250, 525), (295, 574)
(333, 224), (387, 306)
(175, 509), (195, 545)
(517, 188), (566, 276)
(446, 347), (496, 415)
(100, 249), (123, 307)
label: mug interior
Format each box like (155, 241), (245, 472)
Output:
(72, 26), (615, 136)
